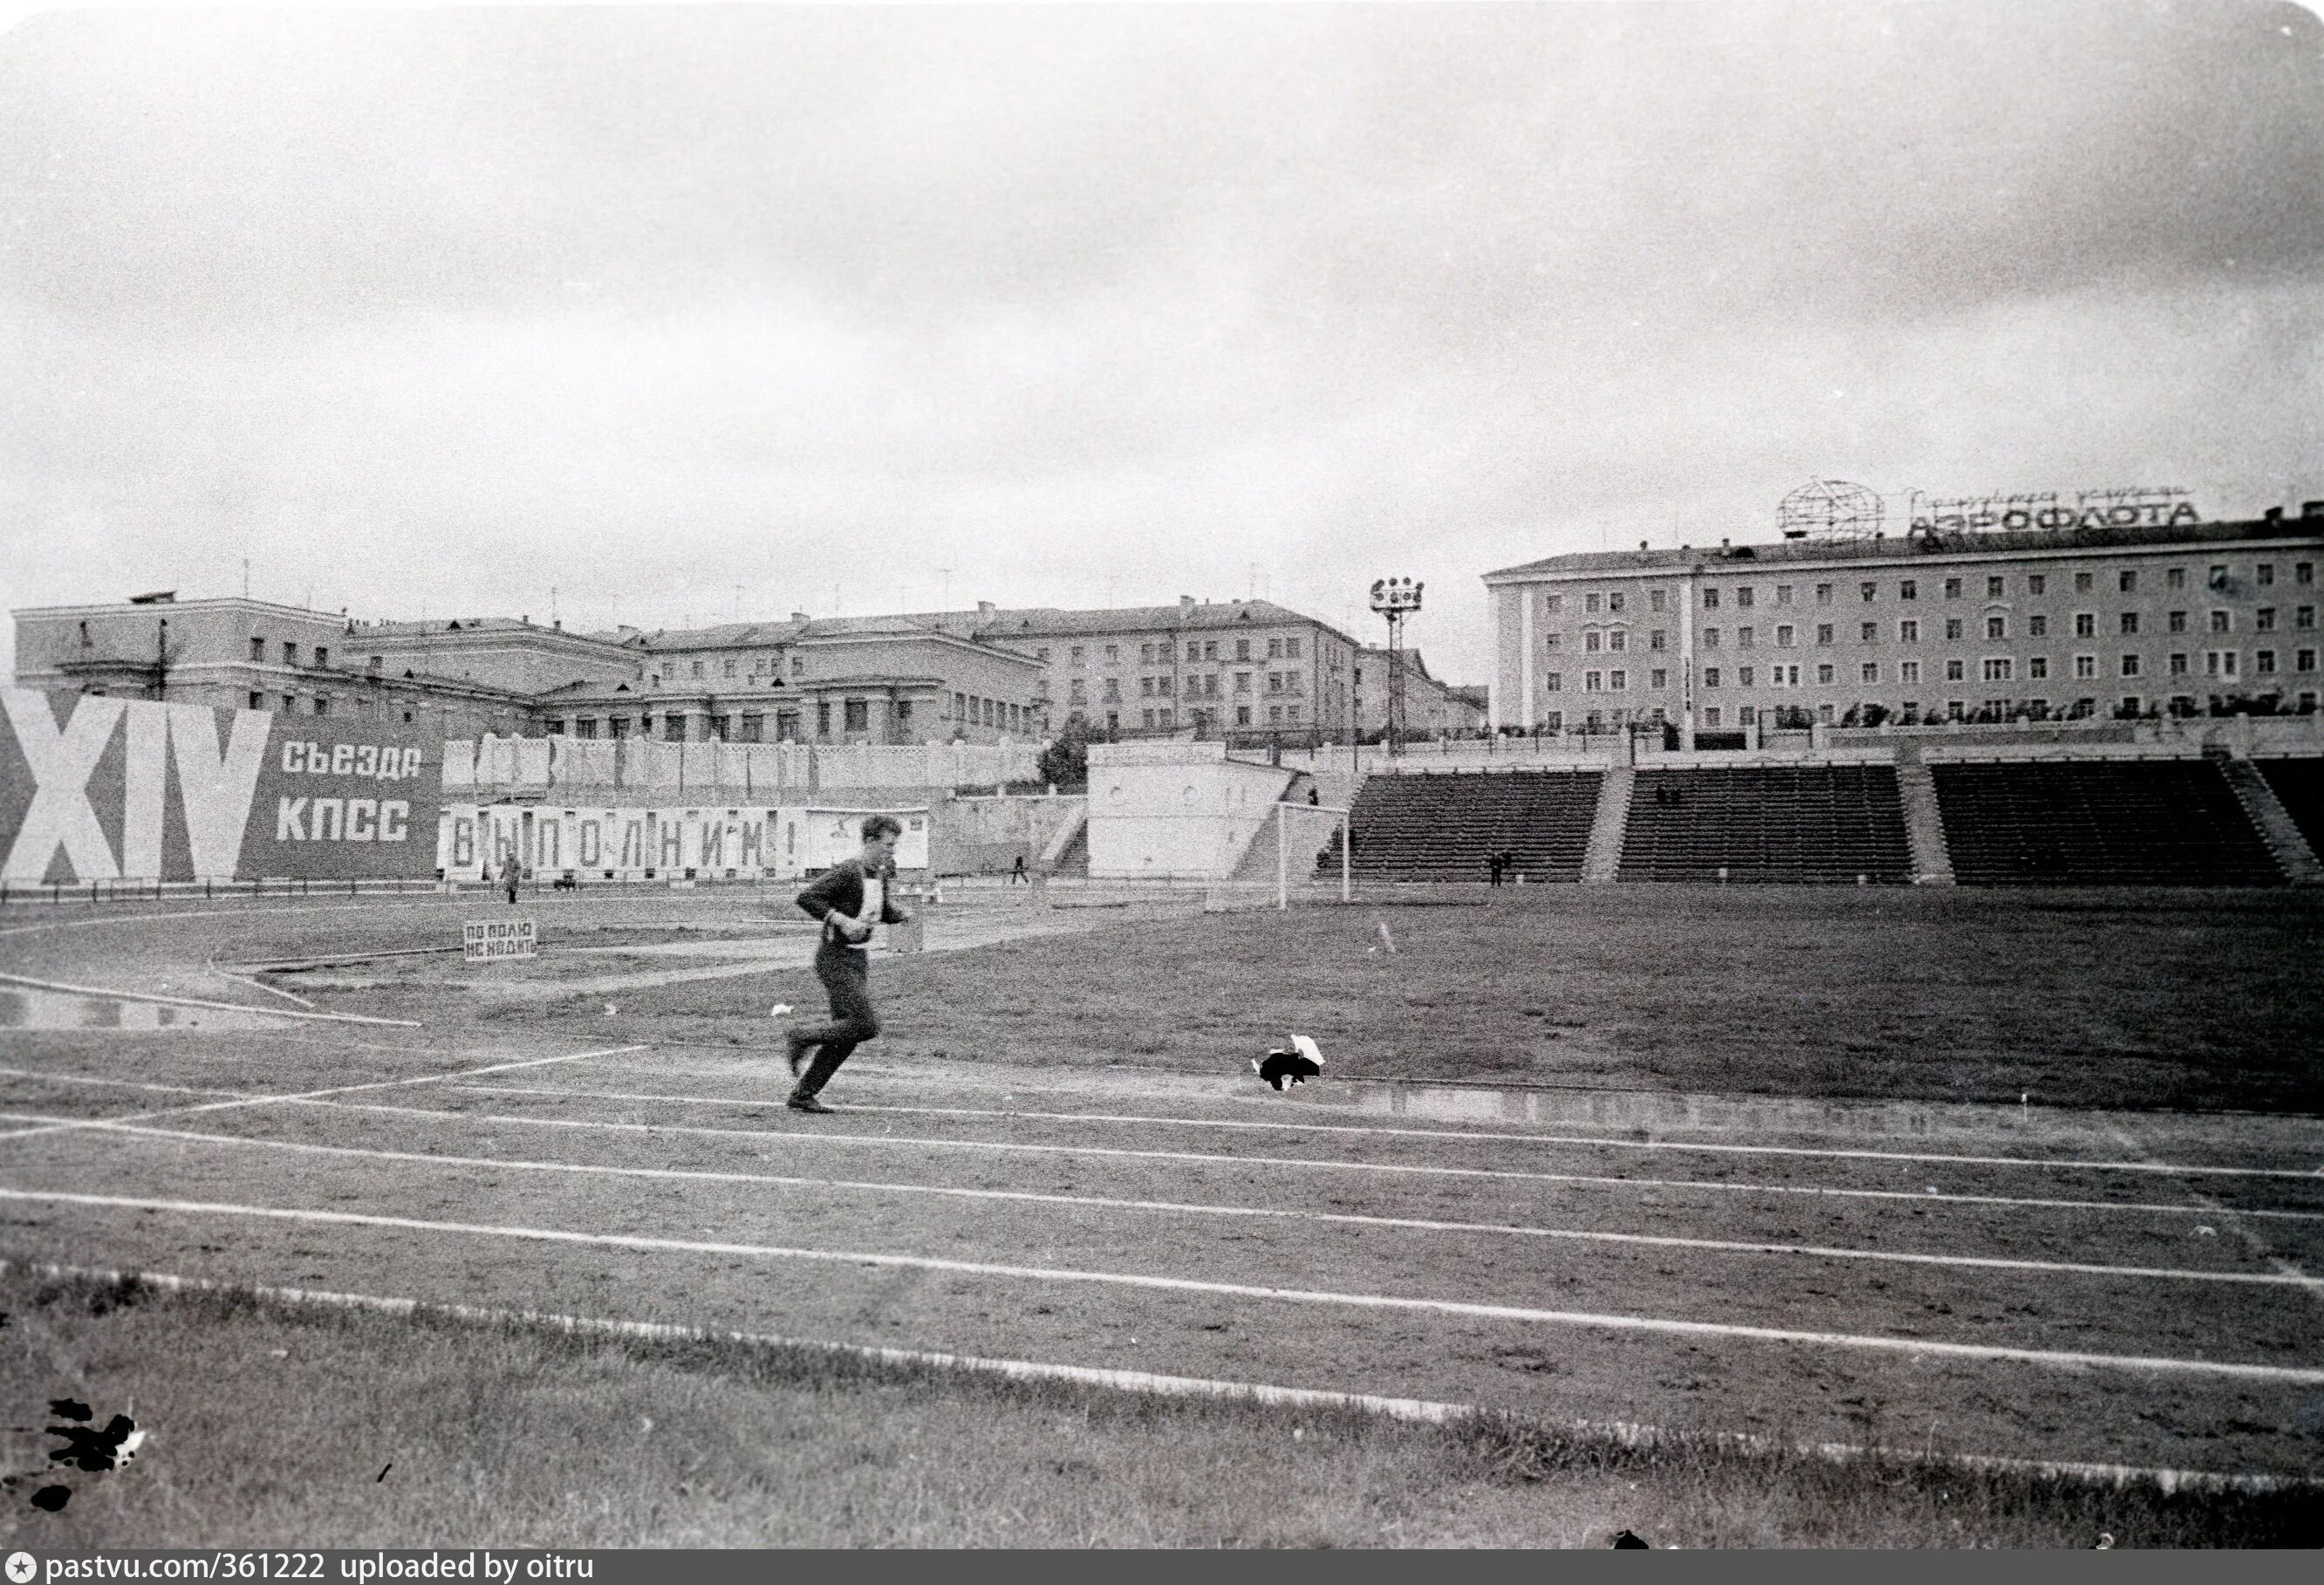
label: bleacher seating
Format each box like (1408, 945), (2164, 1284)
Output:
(2255, 757), (2324, 861)
(1930, 759), (2283, 886)
(1617, 765), (1912, 884)
(1332, 769), (1601, 883)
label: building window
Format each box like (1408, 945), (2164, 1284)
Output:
(1610, 670), (1627, 691)
(2120, 611), (2139, 635)
(1585, 631), (1602, 652)
(1545, 672), (1562, 692)
(1900, 660), (1920, 683)
(1702, 626), (1720, 647)
(575, 718), (598, 739)
(1584, 591), (1602, 613)
(1649, 589), (1666, 612)
(1982, 658), (2012, 681)
(2120, 654), (2140, 677)
(2167, 567), (2186, 590)
(248, 690), (264, 710)
(2295, 563), (2314, 586)
(2257, 563), (2276, 587)
(2027, 575), (2047, 596)
(2075, 612), (2095, 638)
(1986, 576), (2006, 598)
(1860, 662), (1878, 684)
(1860, 581), (1877, 602)
(2075, 571), (2094, 592)
(1608, 592), (1625, 614)
(313, 646), (328, 668)
(2170, 653), (2190, 676)
(2075, 654), (2096, 679)
(2298, 649), (2318, 673)
(2256, 650), (2277, 674)
(1774, 625), (1794, 647)
(1702, 588), (1719, 610)
(1739, 706), (1756, 725)
(1815, 583), (1833, 605)
(2210, 610), (2232, 633)
(2122, 696), (2142, 716)
(1703, 707), (1721, 727)
(1899, 580), (1917, 600)
(1774, 584), (1793, 606)
(282, 641), (298, 666)
(1651, 668), (1667, 689)
(1702, 666), (1720, 687)
(2120, 570), (2138, 593)
(1815, 624), (1833, 646)
(1899, 619), (1919, 643)
(1816, 663), (1835, 684)
(2205, 651), (2239, 679)
(1737, 626), (1755, 648)
(1946, 659), (1965, 681)
(1737, 666), (1754, 687)
(691, 660), (704, 679)
(1234, 706), (1250, 725)
(1986, 616), (2006, 640)
(2301, 606), (2318, 629)
(1234, 672), (1251, 693)
(1649, 629), (1666, 651)
(2028, 657), (2048, 680)
(1584, 670), (1603, 692)
(249, 637), (266, 662)
(1267, 638), (1283, 658)
(1945, 618), (1964, 641)
(2258, 607), (2277, 632)
(666, 714), (688, 741)
(2027, 614), (2047, 637)
(1736, 587), (1755, 609)
(1608, 630), (1626, 652)
(2209, 564), (2229, 591)
(1943, 577), (1961, 599)
(708, 715), (731, 741)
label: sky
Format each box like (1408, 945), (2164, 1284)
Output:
(3, 1), (2320, 690)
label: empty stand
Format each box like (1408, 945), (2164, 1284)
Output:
(1617, 764), (1913, 884)
(2254, 757), (2324, 863)
(1333, 770), (1602, 883)
(1930, 759), (2284, 886)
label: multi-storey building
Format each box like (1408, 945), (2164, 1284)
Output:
(1486, 506), (2324, 737)
(10, 595), (539, 739)
(1350, 647), (1489, 738)
(922, 597), (1364, 739)
(537, 616), (1042, 745)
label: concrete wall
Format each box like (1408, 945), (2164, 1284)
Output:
(1085, 740), (1298, 879)
(939, 792), (1084, 876)
(439, 802), (932, 882)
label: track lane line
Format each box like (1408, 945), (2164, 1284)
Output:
(451, 1083), (2324, 1182)
(0, 1046), (651, 1143)
(3, 1109), (2313, 1289)
(4, 1185), (2320, 1384)
(4, 1258), (2309, 1494)
(286, 1096), (2324, 1222)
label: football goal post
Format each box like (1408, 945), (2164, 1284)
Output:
(1274, 802), (1352, 910)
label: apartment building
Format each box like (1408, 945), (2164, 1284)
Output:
(923, 597), (1363, 738)
(1485, 507), (2324, 735)
(1351, 647), (1489, 737)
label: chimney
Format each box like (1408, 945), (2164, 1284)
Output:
(790, 611), (810, 623)
(2264, 507), (2284, 523)
(1639, 540), (1649, 551)
(1179, 595), (1195, 611)
(1719, 537), (1731, 549)
(978, 600), (995, 616)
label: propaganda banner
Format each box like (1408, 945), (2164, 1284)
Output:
(0, 687), (442, 883)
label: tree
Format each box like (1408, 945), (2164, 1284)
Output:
(1037, 716), (1103, 791)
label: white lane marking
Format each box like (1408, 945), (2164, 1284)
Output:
(0, 1067), (243, 1099)
(0, 1046), (651, 1143)
(4, 1259), (2307, 1494)
(0, 896), (469, 940)
(5, 1186), (2321, 1384)
(297, 1097), (2324, 1223)
(0, 970), (415, 1028)
(211, 969), (318, 1011)
(8, 1110), (2314, 1290)
(2105, 1124), (2324, 1315)
(453, 1082), (2323, 1183)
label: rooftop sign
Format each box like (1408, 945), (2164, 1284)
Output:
(1910, 488), (2198, 535)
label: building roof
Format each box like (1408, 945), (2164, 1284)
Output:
(1357, 646), (1439, 683)
(1482, 512), (2322, 582)
(913, 598), (1362, 647)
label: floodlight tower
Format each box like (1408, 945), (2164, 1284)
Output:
(1369, 576), (1423, 757)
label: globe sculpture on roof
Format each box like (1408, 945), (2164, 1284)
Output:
(1778, 479), (1885, 540)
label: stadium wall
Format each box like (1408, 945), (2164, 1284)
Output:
(1085, 740), (1298, 879)
(438, 802), (932, 882)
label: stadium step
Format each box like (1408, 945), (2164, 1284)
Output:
(1581, 767), (1634, 884)
(1894, 755), (1957, 885)
(2217, 756), (2324, 886)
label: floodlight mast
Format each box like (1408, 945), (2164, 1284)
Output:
(1367, 577), (1424, 757)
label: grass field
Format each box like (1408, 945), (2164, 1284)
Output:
(2, 882), (2320, 1547)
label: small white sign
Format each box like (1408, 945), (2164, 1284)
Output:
(464, 918), (537, 960)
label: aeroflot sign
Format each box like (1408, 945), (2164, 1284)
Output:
(0, 688), (441, 883)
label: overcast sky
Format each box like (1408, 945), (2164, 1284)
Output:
(3, 1), (2319, 688)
